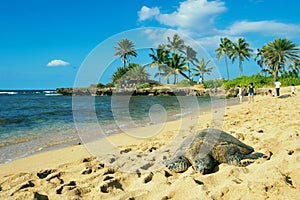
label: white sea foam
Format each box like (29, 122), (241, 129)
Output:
(0, 91), (18, 95)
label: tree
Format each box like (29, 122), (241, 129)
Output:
(166, 34), (185, 54)
(114, 38), (137, 68)
(215, 37), (233, 80)
(125, 64), (150, 84)
(184, 46), (198, 80)
(148, 48), (169, 84)
(165, 53), (189, 84)
(112, 66), (128, 84)
(231, 38), (253, 76)
(258, 38), (300, 82)
(193, 58), (214, 82)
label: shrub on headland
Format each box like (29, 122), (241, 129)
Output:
(222, 74), (300, 90)
(203, 79), (223, 89)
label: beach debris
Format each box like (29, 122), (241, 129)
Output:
(165, 128), (266, 174)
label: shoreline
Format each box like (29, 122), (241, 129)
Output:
(0, 95), (238, 166)
(0, 88), (299, 199)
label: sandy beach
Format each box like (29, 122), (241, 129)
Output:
(0, 87), (299, 200)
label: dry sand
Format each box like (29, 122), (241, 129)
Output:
(0, 87), (299, 199)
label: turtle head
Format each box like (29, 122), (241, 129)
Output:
(193, 154), (214, 174)
(166, 156), (191, 173)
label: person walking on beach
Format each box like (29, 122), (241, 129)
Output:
(248, 82), (255, 103)
(237, 85), (242, 103)
(275, 79), (281, 97)
(291, 84), (296, 96)
(242, 85), (248, 96)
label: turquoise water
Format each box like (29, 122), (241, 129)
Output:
(0, 90), (225, 164)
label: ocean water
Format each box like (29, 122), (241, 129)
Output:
(0, 90), (227, 164)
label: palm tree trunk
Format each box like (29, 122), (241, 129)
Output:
(225, 56), (230, 80)
(158, 67), (161, 84)
(179, 71), (190, 80)
(202, 73), (204, 82)
(239, 59), (243, 76)
(173, 73), (177, 84)
(188, 63), (191, 82)
(274, 63), (279, 82)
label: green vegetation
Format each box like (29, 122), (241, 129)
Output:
(112, 63), (150, 85)
(231, 38), (253, 76)
(215, 37), (232, 80)
(114, 38), (137, 68)
(256, 38), (300, 82)
(94, 34), (300, 91)
(222, 74), (300, 90)
(136, 83), (151, 89)
(203, 79), (224, 89)
(175, 80), (196, 87)
(192, 58), (214, 82)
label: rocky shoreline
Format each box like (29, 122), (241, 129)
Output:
(56, 86), (271, 97)
(57, 86), (213, 96)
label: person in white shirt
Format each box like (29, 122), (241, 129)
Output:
(237, 85), (242, 103)
(291, 84), (296, 97)
(274, 80), (281, 97)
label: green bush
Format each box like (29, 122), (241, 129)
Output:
(203, 79), (224, 89)
(222, 73), (300, 89)
(176, 80), (196, 87)
(104, 82), (115, 88)
(223, 74), (273, 89)
(137, 83), (151, 89)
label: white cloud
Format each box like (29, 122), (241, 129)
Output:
(47, 59), (70, 67)
(138, 1), (300, 40)
(138, 6), (160, 21)
(138, 0), (226, 35)
(221, 20), (300, 38)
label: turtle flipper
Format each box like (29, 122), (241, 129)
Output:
(226, 154), (242, 165)
(240, 152), (267, 166)
(220, 145), (243, 166)
(166, 156), (191, 173)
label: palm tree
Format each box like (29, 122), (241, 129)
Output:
(259, 38), (300, 82)
(216, 37), (233, 80)
(125, 64), (150, 84)
(165, 53), (189, 84)
(112, 66), (128, 84)
(114, 38), (137, 68)
(231, 38), (253, 76)
(166, 34), (185, 54)
(184, 46), (198, 80)
(193, 58), (214, 82)
(148, 48), (169, 84)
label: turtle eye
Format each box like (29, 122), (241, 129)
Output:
(195, 160), (199, 164)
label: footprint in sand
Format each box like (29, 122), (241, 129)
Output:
(34, 192), (49, 200)
(103, 168), (116, 175)
(100, 179), (123, 193)
(143, 172), (153, 183)
(56, 181), (76, 194)
(10, 180), (35, 196)
(36, 169), (56, 179)
(46, 172), (64, 185)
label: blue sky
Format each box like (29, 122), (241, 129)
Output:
(1, 0), (300, 89)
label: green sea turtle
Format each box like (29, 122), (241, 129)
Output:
(166, 128), (266, 174)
